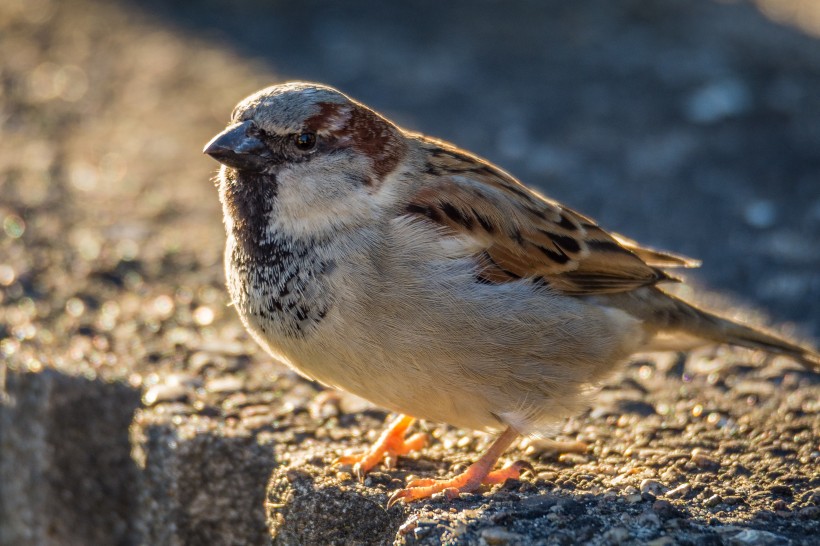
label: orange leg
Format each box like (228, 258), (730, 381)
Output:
(336, 415), (427, 480)
(387, 426), (531, 507)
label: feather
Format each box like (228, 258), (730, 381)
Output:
(401, 137), (687, 296)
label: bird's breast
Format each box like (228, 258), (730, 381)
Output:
(225, 232), (334, 341)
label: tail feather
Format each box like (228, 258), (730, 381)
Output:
(603, 287), (820, 370)
(664, 292), (820, 370)
(703, 316), (819, 368)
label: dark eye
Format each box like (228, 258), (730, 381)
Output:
(294, 132), (317, 151)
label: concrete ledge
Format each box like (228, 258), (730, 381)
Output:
(2, 356), (819, 545)
(131, 409), (278, 546)
(0, 367), (140, 545)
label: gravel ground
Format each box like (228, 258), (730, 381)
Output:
(0, 0), (819, 544)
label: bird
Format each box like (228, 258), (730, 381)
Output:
(203, 81), (819, 506)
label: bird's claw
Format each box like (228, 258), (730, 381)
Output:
(387, 458), (535, 507)
(333, 415), (427, 481)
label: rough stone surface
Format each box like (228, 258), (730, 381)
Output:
(267, 466), (403, 546)
(1, 0), (819, 545)
(1, 369), (141, 545)
(132, 414), (278, 546)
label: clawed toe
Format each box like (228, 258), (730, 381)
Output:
(387, 488), (413, 508)
(333, 454), (359, 466)
(386, 427), (535, 507)
(334, 415), (427, 480)
(483, 459), (534, 484)
(332, 456), (370, 481)
(406, 477), (438, 488)
(340, 424), (540, 507)
(387, 463), (533, 507)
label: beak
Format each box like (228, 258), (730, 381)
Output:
(203, 120), (273, 172)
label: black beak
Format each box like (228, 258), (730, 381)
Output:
(203, 120), (273, 172)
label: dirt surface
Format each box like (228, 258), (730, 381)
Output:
(1, 0), (819, 544)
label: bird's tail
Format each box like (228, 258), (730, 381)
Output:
(657, 291), (819, 370)
(606, 287), (820, 370)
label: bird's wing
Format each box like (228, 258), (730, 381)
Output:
(609, 232), (700, 269)
(400, 138), (699, 296)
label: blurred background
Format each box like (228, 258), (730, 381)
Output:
(1, 0), (819, 379)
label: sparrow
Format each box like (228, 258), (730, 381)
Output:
(204, 82), (819, 506)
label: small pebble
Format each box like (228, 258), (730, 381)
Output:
(666, 483), (691, 499)
(205, 375), (243, 393)
(285, 469), (310, 483)
(626, 493), (643, 504)
(142, 383), (189, 406)
(558, 453), (589, 465)
(602, 527), (630, 543)
(603, 488), (620, 501)
(636, 510), (661, 529)
(397, 517), (417, 536)
(801, 489), (820, 504)
(772, 499), (790, 512)
(652, 499), (680, 519)
(641, 492), (657, 502)
(690, 449), (720, 471)
(703, 494), (722, 508)
(727, 529), (787, 546)
(640, 479), (667, 496)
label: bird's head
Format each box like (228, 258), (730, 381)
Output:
(205, 82), (408, 239)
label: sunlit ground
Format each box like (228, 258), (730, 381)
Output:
(754, 0), (820, 36)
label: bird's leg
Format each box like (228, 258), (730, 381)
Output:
(335, 414), (427, 480)
(387, 426), (531, 507)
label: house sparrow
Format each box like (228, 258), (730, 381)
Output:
(204, 82), (819, 506)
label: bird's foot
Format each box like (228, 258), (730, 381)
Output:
(335, 415), (427, 480)
(387, 459), (533, 507)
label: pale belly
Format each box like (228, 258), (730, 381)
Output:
(226, 232), (644, 437)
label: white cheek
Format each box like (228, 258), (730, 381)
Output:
(272, 163), (377, 237)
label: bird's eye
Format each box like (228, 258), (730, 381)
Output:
(294, 132), (317, 151)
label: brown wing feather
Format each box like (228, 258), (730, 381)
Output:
(403, 138), (691, 296)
